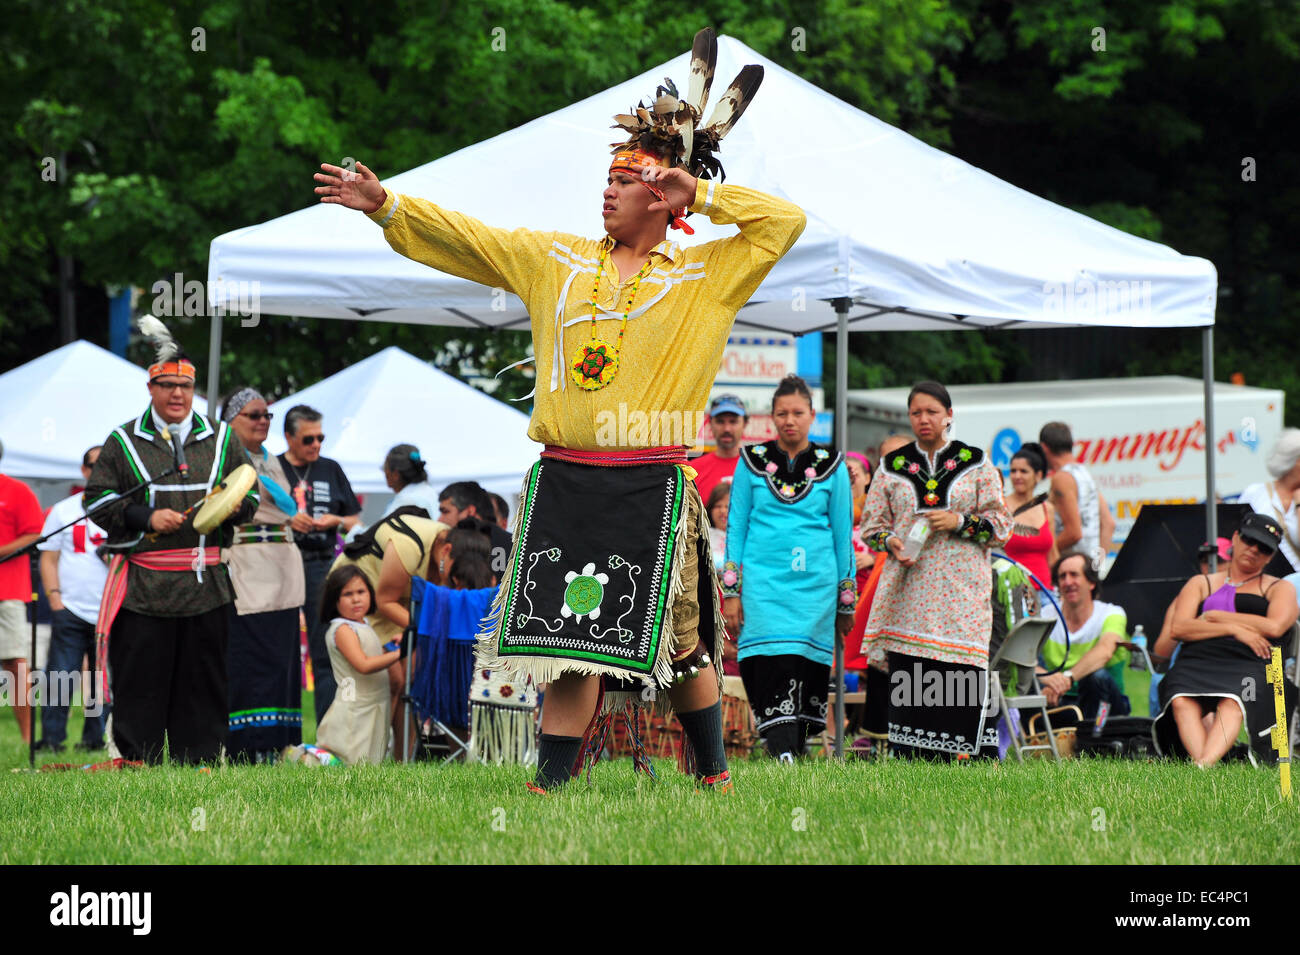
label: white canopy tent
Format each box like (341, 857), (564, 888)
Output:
(0, 340), (208, 483)
(208, 35), (1220, 754)
(263, 346), (538, 498)
(208, 36), (1214, 334)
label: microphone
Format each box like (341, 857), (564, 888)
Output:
(166, 423), (188, 476)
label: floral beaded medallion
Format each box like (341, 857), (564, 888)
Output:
(571, 341), (620, 390)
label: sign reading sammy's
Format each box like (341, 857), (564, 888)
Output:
(846, 376), (1285, 552)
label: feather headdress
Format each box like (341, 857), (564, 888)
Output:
(610, 28), (762, 182)
(138, 315), (196, 380)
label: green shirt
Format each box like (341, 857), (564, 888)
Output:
(1041, 600), (1128, 672)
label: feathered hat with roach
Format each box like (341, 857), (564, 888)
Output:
(138, 315), (196, 381)
(609, 28), (763, 232)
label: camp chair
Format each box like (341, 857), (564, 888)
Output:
(406, 576), (472, 762)
(988, 616), (1062, 761)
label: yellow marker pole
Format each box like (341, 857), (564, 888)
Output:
(1266, 647), (1290, 800)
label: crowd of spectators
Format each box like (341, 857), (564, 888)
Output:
(698, 391), (1300, 766)
(4, 392), (1300, 771)
(0, 396), (513, 765)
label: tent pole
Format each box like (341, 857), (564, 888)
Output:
(832, 298), (850, 760)
(207, 314), (223, 410)
(1203, 325), (1217, 571)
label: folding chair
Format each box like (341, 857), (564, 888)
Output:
(988, 616), (1061, 761)
(406, 577), (471, 762)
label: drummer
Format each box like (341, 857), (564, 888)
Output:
(84, 318), (258, 765)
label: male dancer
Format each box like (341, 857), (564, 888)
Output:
(315, 30), (805, 791)
(85, 319), (257, 763)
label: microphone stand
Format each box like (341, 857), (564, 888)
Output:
(1, 465), (177, 770)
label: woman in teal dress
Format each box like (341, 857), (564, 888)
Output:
(722, 375), (856, 760)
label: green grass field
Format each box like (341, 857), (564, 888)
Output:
(4, 680), (1299, 865)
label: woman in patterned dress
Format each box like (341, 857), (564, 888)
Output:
(860, 381), (1013, 758)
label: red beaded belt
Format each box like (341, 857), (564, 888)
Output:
(540, 445), (690, 468)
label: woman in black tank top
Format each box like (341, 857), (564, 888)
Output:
(1152, 517), (1298, 766)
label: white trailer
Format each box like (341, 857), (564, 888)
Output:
(846, 376), (1285, 549)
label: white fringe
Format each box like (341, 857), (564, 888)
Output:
(468, 703), (538, 766)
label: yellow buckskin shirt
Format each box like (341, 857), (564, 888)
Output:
(367, 181), (806, 451)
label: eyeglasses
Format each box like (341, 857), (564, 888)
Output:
(240, 411), (275, 422)
(152, 379), (195, 392)
(299, 434), (325, 445)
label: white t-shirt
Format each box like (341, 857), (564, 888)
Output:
(1044, 599), (1127, 670)
(1053, 462), (1102, 568)
(385, 481), (444, 521)
(1237, 482), (1300, 572)
(37, 493), (109, 626)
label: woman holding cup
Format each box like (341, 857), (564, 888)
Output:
(860, 381), (1012, 758)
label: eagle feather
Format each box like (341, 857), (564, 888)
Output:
(137, 315), (179, 365)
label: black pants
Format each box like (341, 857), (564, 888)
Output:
(300, 554), (336, 724)
(1074, 668), (1131, 721)
(108, 606), (228, 765)
(739, 654), (831, 758)
(864, 665), (890, 737)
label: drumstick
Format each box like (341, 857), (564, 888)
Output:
(143, 476), (233, 542)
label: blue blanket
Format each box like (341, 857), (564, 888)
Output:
(410, 579), (497, 728)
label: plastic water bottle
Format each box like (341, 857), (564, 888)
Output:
(1129, 624), (1146, 669)
(900, 520), (931, 561)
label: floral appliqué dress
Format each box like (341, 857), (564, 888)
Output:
(860, 440), (1012, 757)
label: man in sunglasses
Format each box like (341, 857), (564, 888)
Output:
(278, 404), (361, 723)
(83, 325), (257, 764)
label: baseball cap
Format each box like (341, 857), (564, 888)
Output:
(709, 394), (747, 418)
(1237, 512), (1282, 553)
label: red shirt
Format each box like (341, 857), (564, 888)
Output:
(0, 474), (43, 601)
(692, 451), (742, 507)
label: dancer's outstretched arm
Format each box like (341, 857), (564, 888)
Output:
(314, 160), (548, 295)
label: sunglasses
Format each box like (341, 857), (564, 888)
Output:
(299, 434), (325, 445)
(1239, 538), (1277, 555)
(152, 379), (195, 392)
(240, 411), (275, 422)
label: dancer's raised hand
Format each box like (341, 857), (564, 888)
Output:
(315, 161), (386, 214)
(631, 164), (697, 212)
